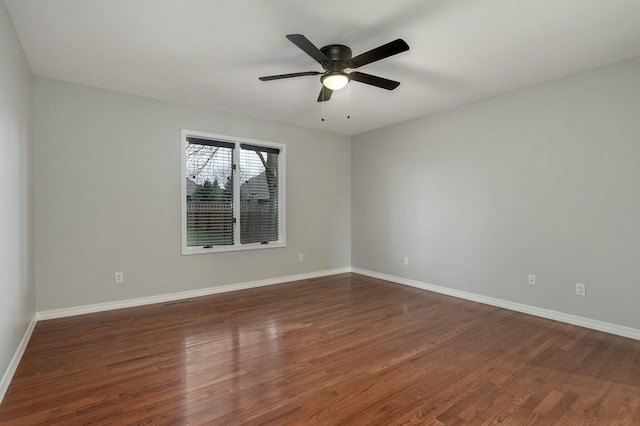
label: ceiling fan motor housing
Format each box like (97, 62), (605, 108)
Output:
(320, 44), (352, 72)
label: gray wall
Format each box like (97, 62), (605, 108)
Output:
(352, 57), (640, 329)
(35, 78), (351, 311)
(0, 0), (35, 382)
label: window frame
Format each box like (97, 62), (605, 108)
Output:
(181, 129), (286, 255)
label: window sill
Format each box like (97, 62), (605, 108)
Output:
(182, 241), (286, 256)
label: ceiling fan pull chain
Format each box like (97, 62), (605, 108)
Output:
(347, 83), (351, 119)
(322, 90), (325, 121)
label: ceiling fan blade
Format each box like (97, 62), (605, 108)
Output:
(317, 86), (333, 102)
(286, 34), (330, 65)
(350, 39), (409, 68)
(259, 71), (321, 81)
(349, 71), (400, 90)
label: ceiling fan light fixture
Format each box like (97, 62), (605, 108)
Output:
(321, 72), (349, 91)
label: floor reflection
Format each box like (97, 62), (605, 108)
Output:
(181, 316), (284, 421)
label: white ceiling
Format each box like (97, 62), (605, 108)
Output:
(5, 0), (640, 135)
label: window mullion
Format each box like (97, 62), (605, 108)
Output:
(232, 144), (241, 246)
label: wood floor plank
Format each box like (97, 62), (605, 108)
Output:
(1, 273), (639, 425)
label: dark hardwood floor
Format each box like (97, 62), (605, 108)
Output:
(1, 273), (639, 425)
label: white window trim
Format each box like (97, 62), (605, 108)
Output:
(181, 129), (286, 255)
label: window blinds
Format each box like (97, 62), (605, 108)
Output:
(185, 138), (234, 246)
(239, 144), (280, 244)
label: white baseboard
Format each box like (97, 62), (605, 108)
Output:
(36, 266), (640, 340)
(0, 315), (37, 404)
(37, 268), (352, 321)
(4, 266), (638, 406)
(352, 268), (640, 341)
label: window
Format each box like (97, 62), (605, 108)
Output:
(182, 130), (285, 254)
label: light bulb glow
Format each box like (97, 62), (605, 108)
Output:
(322, 73), (349, 91)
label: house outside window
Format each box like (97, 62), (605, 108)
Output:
(182, 130), (285, 254)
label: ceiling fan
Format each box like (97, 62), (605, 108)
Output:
(259, 34), (409, 102)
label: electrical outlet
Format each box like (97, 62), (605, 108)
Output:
(298, 253), (304, 262)
(115, 272), (124, 283)
(403, 257), (409, 266)
(528, 274), (536, 286)
(576, 283), (586, 297)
